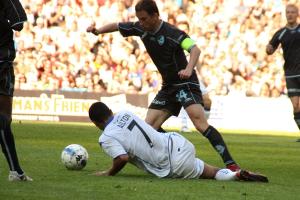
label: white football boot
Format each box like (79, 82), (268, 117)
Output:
(8, 171), (33, 182)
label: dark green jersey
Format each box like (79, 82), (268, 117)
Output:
(0, 0), (27, 62)
(269, 24), (300, 77)
(0, 9), (15, 62)
(118, 21), (199, 85)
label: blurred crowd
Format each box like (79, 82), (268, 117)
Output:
(13, 0), (300, 97)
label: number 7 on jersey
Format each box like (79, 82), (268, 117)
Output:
(127, 120), (153, 148)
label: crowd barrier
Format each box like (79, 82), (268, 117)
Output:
(12, 90), (298, 133)
(173, 96), (298, 134)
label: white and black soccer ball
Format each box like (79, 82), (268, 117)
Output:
(61, 144), (88, 170)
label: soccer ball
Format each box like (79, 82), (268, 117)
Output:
(61, 144), (88, 170)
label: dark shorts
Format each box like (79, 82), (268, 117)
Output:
(0, 62), (15, 97)
(149, 82), (203, 116)
(285, 76), (300, 97)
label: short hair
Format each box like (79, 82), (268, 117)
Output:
(89, 102), (112, 123)
(135, 0), (159, 16)
(286, 4), (299, 12)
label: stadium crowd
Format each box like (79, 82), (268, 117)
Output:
(13, 0), (299, 97)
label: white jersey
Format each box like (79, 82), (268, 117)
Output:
(99, 110), (172, 177)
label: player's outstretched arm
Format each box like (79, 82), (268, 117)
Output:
(86, 23), (119, 36)
(95, 154), (129, 176)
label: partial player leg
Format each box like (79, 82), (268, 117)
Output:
(145, 108), (171, 130)
(286, 77), (300, 142)
(200, 163), (237, 181)
(0, 113), (24, 175)
(290, 96), (300, 142)
(201, 164), (268, 182)
(203, 125), (240, 171)
(0, 94), (32, 181)
(236, 170), (269, 183)
(185, 104), (240, 171)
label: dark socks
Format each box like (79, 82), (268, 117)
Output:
(294, 112), (300, 130)
(0, 114), (23, 174)
(202, 125), (236, 165)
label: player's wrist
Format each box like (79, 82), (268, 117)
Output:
(93, 28), (100, 35)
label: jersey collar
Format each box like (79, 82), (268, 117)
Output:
(149, 20), (164, 35)
(286, 23), (300, 30)
(104, 115), (114, 128)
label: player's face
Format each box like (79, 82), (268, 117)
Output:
(92, 121), (104, 130)
(136, 10), (159, 32)
(286, 6), (299, 25)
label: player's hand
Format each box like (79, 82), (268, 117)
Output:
(86, 24), (99, 35)
(94, 171), (109, 176)
(178, 68), (192, 79)
(266, 44), (274, 55)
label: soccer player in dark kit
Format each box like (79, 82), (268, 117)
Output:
(87, 0), (240, 171)
(266, 4), (300, 142)
(0, 0), (32, 181)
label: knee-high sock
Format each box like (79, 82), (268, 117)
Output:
(202, 125), (236, 166)
(0, 114), (23, 174)
(294, 112), (300, 130)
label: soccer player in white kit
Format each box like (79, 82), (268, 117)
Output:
(88, 102), (268, 182)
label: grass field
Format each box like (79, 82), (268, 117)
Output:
(0, 121), (300, 200)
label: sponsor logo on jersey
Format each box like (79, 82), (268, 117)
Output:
(152, 99), (166, 105)
(157, 35), (165, 46)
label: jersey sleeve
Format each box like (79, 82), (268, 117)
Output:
(99, 135), (127, 159)
(269, 28), (285, 50)
(169, 27), (195, 52)
(3, 0), (27, 28)
(174, 29), (189, 44)
(118, 22), (143, 37)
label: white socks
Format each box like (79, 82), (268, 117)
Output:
(215, 169), (238, 181)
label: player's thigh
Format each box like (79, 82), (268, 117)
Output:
(0, 63), (14, 117)
(176, 83), (207, 125)
(0, 63), (14, 95)
(0, 96), (13, 117)
(170, 134), (204, 178)
(145, 108), (171, 129)
(147, 86), (180, 128)
(286, 76), (300, 112)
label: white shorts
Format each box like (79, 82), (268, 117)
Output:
(168, 133), (204, 179)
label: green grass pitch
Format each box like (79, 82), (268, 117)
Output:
(0, 121), (300, 200)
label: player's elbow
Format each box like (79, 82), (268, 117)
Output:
(191, 45), (201, 56)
